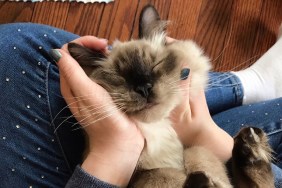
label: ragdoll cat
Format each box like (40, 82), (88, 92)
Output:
(68, 5), (274, 188)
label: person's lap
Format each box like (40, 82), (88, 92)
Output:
(0, 23), (80, 187)
(212, 97), (282, 186)
(0, 23), (281, 187)
(207, 72), (282, 186)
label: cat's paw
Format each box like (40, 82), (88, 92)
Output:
(183, 147), (232, 188)
(233, 127), (272, 164)
(184, 171), (217, 188)
(131, 168), (186, 188)
(232, 127), (274, 188)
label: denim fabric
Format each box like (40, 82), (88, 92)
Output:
(212, 96), (282, 164)
(206, 72), (244, 115)
(207, 73), (282, 187)
(0, 23), (80, 188)
(0, 23), (281, 187)
(212, 97), (282, 187)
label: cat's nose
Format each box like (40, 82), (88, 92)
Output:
(135, 83), (153, 98)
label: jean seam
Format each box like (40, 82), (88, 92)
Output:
(230, 73), (244, 106)
(45, 61), (72, 173)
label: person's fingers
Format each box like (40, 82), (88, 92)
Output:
(61, 36), (108, 52)
(55, 49), (93, 92)
(170, 67), (191, 121)
(189, 89), (210, 118)
(56, 49), (114, 107)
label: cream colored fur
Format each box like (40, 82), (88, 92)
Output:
(184, 147), (232, 188)
(137, 119), (184, 170)
(133, 34), (211, 172)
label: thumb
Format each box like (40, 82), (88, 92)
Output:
(170, 68), (191, 119)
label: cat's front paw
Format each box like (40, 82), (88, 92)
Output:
(232, 127), (274, 188)
(131, 168), (186, 188)
(183, 147), (232, 188)
(233, 127), (272, 164)
(184, 171), (217, 188)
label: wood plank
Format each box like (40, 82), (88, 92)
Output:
(219, 0), (263, 71)
(96, 1), (115, 39)
(98, 0), (139, 43)
(167, 0), (203, 39)
(1, 0), (281, 73)
(31, 2), (70, 29)
(0, 2), (34, 24)
(65, 2), (105, 36)
(252, 0), (282, 58)
(194, 0), (234, 69)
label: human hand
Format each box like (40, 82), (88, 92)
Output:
(52, 36), (144, 186)
(170, 76), (233, 162)
(166, 37), (233, 162)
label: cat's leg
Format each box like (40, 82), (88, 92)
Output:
(131, 168), (186, 188)
(183, 147), (232, 188)
(232, 127), (274, 188)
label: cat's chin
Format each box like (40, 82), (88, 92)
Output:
(131, 104), (172, 123)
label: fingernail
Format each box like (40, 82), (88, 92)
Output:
(180, 68), (190, 80)
(99, 38), (108, 44)
(49, 49), (62, 63)
(107, 45), (113, 51)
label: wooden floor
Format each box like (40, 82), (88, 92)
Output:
(0, 0), (282, 71)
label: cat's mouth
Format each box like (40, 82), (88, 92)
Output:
(144, 102), (158, 109)
(129, 102), (159, 114)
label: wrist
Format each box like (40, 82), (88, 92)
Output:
(81, 143), (143, 187)
(193, 121), (233, 162)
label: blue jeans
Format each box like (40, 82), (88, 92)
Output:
(0, 23), (281, 187)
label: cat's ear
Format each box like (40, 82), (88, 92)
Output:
(139, 5), (167, 39)
(68, 43), (106, 68)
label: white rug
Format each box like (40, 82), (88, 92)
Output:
(2, 0), (113, 3)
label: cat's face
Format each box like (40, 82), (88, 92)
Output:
(68, 5), (210, 123)
(101, 36), (183, 122)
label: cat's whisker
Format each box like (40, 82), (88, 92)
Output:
(56, 95), (126, 121)
(167, 82), (191, 89)
(51, 96), (102, 127)
(72, 107), (123, 131)
(211, 24), (233, 64)
(54, 103), (124, 133)
(49, 90), (104, 100)
(165, 54), (257, 87)
(167, 77), (242, 95)
(67, 93), (112, 100)
(50, 90), (127, 127)
(70, 106), (121, 129)
(165, 77), (188, 86)
(109, 92), (126, 95)
(170, 89), (189, 93)
(76, 103), (125, 121)
(191, 55), (257, 83)
(212, 54), (259, 72)
(206, 74), (241, 87)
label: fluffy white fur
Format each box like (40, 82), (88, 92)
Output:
(137, 119), (184, 169)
